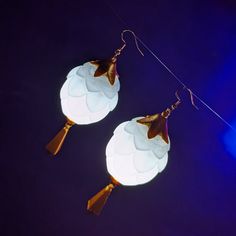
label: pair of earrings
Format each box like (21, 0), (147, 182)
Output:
(46, 30), (192, 215)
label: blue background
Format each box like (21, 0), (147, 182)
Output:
(1, 0), (236, 235)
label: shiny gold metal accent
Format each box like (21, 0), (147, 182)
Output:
(137, 91), (181, 144)
(46, 118), (75, 156)
(87, 176), (120, 215)
(91, 59), (118, 85)
(91, 29), (144, 85)
(137, 114), (169, 144)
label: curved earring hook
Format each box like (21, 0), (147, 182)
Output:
(121, 29), (144, 56)
(175, 90), (181, 103)
(178, 88), (199, 110)
(162, 88), (198, 118)
(172, 88), (199, 110)
(112, 29), (144, 60)
(185, 88), (199, 110)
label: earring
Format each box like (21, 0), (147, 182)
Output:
(86, 92), (182, 215)
(46, 30), (143, 156)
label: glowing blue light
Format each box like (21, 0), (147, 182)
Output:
(223, 121), (236, 158)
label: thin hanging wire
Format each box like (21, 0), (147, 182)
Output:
(136, 37), (236, 132)
(104, 0), (236, 132)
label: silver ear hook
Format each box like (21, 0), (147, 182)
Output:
(185, 88), (199, 110)
(175, 90), (181, 103)
(121, 29), (144, 56)
(113, 29), (144, 60)
(174, 88), (198, 110)
(162, 88), (198, 118)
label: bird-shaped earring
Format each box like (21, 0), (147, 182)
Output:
(46, 30), (144, 156)
(87, 90), (197, 215)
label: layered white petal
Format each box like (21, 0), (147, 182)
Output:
(157, 153), (168, 172)
(113, 131), (135, 155)
(86, 92), (108, 112)
(133, 135), (150, 151)
(113, 121), (129, 135)
(89, 105), (110, 123)
(76, 63), (92, 78)
(135, 161), (160, 185)
(108, 94), (118, 111)
(68, 76), (87, 97)
(60, 62), (120, 125)
(67, 66), (81, 78)
(61, 96), (90, 124)
(133, 150), (158, 173)
(85, 76), (101, 92)
(60, 77), (72, 100)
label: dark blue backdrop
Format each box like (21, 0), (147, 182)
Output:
(1, 0), (236, 235)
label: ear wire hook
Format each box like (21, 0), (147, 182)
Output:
(112, 29), (144, 61)
(162, 88), (198, 118)
(161, 91), (180, 118)
(185, 88), (199, 110)
(174, 88), (199, 110)
(169, 90), (181, 113)
(179, 87), (199, 110)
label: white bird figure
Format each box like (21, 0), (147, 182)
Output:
(87, 94), (181, 215)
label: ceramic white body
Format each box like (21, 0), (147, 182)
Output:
(60, 62), (120, 124)
(106, 117), (170, 186)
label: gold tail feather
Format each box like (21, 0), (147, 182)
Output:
(46, 118), (75, 156)
(87, 177), (119, 215)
